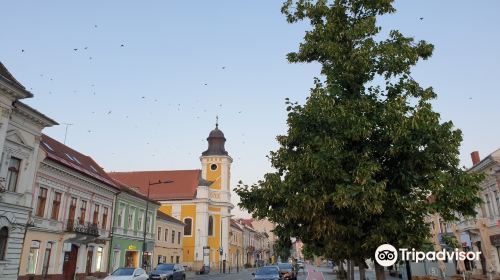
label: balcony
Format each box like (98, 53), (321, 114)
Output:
(65, 219), (100, 237)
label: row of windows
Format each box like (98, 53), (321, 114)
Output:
(35, 187), (109, 229)
(116, 205), (153, 233)
(157, 227), (182, 244)
(157, 255), (180, 264)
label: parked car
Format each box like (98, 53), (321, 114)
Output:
(253, 265), (281, 280)
(149, 263), (186, 280)
(278, 263), (297, 280)
(104, 267), (148, 280)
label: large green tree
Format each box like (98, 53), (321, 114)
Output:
(235, 1), (483, 279)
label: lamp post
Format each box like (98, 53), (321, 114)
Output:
(142, 179), (173, 271)
(220, 214), (234, 273)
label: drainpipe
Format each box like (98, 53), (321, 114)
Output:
(107, 191), (120, 274)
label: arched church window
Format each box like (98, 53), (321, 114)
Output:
(208, 216), (214, 236)
(184, 218), (192, 236)
(0, 227), (8, 260)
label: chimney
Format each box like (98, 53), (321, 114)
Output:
(471, 151), (480, 166)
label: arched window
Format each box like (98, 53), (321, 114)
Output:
(0, 227), (8, 260)
(184, 218), (192, 236)
(208, 216), (214, 236)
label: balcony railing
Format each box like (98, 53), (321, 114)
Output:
(66, 219), (100, 237)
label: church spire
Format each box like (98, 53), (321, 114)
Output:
(201, 120), (228, 156)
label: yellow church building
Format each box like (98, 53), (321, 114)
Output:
(109, 124), (234, 271)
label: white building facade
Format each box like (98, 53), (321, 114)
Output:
(0, 63), (57, 280)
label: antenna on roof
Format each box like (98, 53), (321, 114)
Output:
(61, 123), (73, 144)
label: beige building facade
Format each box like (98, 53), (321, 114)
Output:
(154, 211), (184, 267)
(229, 219), (244, 270)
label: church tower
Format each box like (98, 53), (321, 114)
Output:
(199, 119), (233, 267)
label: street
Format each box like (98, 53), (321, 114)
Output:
(187, 266), (313, 280)
(185, 264), (401, 280)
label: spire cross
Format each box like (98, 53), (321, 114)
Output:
(216, 115), (219, 128)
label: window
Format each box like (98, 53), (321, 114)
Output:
(178, 232), (181, 244)
(158, 227), (162, 241)
(102, 207), (108, 229)
(165, 229), (168, 242)
(208, 216), (214, 236)
(171, 256), (174, 263)
(486, 194), (494, 218)
(95, 247), (103, 272)
(117, 207), (123, 227)
(184, 218), (192, 236)
(171, 230), (175, 243)
(210, 163), (217, 171)
(42, 242), (52, 276)
(158, 255), (163, 264)
(51, 192), (62, 220)
(128, 208), (134, 228)
(147, 216), (151, 233)
(6, 157), (21, 191)
(138, 212), (143, 231)
(36, 188), (48, 217)
(495, 191), (500, 215)
(27, 240), (41, 274)
(0, 227), (8, 260)
(176, 256), (180, 264)
(69, 197), (78, 222)
(79, 200), (87, 224)
(93, 205), (100, 226)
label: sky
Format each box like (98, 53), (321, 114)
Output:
(1, 1), (499, 218)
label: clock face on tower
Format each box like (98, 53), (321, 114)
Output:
(210, 163), (218, 171)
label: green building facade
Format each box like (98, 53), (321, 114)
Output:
(108, 185), (159, 272)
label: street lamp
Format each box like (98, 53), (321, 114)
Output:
(220, 214), (234, 273)
(142, 179), (173, 271)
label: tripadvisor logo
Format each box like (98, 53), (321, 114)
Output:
(374, 244), (482, 267)
(375, 244), (398, 267)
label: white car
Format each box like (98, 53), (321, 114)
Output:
(104, 267), (149, 280)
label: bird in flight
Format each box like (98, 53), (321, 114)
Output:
(120, 44), (125, 47)
(419, 17), (424, 20)
(74, 48), (78, 51)
(21, 49), (25, 53)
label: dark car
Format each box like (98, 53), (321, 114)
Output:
(278, 263), (297, 280)
(253, 266), (281, 280)
(149, 263), (185, 280)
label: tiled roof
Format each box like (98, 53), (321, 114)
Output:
(239, 218), (254, 229)
(108, 170), (201, 200)
(41, 134), (118, 189)
(230, 219), (243, 231)
(0, 62), (33, 97)
(157, 211), (185, 225)
(111, 178), (160, 206)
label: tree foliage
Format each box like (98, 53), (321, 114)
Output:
(235, 0), (483, 270)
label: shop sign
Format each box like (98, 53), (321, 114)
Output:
(128, 245), (137, 250)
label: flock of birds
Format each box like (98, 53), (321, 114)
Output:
(15, 16), (433, 161)
(17, 23), (249, 161)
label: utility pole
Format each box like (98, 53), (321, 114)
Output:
(142, 179), (173, 272)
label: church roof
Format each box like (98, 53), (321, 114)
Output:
(108, 170), (201, 201)
(41, 134), (119, 190)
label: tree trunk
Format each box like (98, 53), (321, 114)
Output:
(347, 260), (352, 280)
(350, 260), (355, 280)
(359, 261), (366, 280)
(375, 262), (386, 280)
(338, 260), (347, 280)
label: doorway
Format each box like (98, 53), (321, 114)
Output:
(63, 244), (78, 280)
(86, 246), (94, 274)
(125, 250), (139, 268)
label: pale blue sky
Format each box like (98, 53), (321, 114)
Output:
(1, 1), (499, 217)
